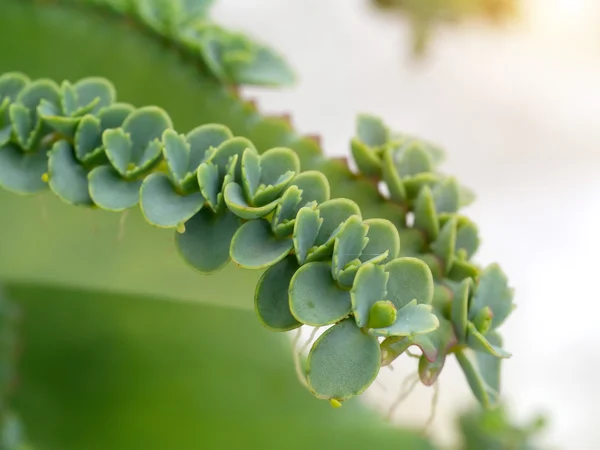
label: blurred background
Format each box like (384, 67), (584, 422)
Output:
(211, 0), (600, 448)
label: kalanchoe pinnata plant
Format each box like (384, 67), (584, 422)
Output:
(0, 72), (515, 410)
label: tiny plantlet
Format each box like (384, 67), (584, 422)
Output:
(0, 0), (537, 449)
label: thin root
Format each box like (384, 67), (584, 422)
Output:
(422, 381), (440, 435)
(299, 326), (320, 355)
(117, 210), (129, 242)
(292, 328), (308, 388)
(386, 373), (420, 421)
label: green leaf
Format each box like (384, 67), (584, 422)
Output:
(225, 45), (296, 87)
(224, 182), (279, 219)
(293, 207), (322, 265)
(370, 300), (438, 337)
(9, 103), (35, 149)
(393, 141), (433, 177)
(307, 318), (380, 401)
(0, 72), (29, 103)
(470, 264), (514, 329)
(456, 349), (499, 408)
(431, 215), (457, 272)
(414, 186), (439, 240)
(74, 115), (103, 162)
(73, 76), (116, 114)
(162, 129), (191, 182)
(175, 208), (240, 273)
(140, 172), (204, 228)
(197, 161), (221, 211)
(102, 128), (133, 175)
(121, 106), (172, 163)
(88, 165), (142, 211)
(432, 177), (460, 214)
(16, 78), (60, 112)
(476, 331), (503, 396)
(241, 147), (261, 198)
(315, 198), (361, 246)
(351, 138), (382, 177)
(0, 144), (47, 194)
(361, 218), (400, 264)
(356, 114), (388, 147)
(186, 124), (232, 170)
(211, 136), (255, 181)
(289, 170), (330, 204)
(259, 146), (300, 186)
(47, 141), (93, 206)
(98, 102), (134, 130)
(331, 216), (368, 283)
(456, 216), (480, 259)
(289, 261), (352, 326)
(451, 278), (471, 343)
(385, 257), (434, 309)
(271, 185), (303, 237)
(254, 256), (301, 331)
(230, 219), (293, 269)
(403, 172), (441, 199)
(381, 145), (406, 202)
(467, 323), (511, 358)
(351, 263), (389, 328)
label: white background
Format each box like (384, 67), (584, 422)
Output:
(214, 1), (600, 448)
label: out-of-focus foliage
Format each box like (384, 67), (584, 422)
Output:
(372, 0), (518, 54)
(458, 405), (548, 450)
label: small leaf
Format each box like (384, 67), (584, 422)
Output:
(0, 72), (29, 103)
(225, 44), (296, 87)
(140, 173), (204, 228)
(103, 128), (133, 175)
(230, 219), (293, 269)
(0, 144), (48, 194)
(431, 216), (457, 272)
(459, 183), (476, 207)
(332, 216), (368, 283)
(385, 257), (434, 309)
(351, 138), (382, 177)
(241, 147), (261, 198)
(467, 323), (511, 358)
(414, 186), (439, 240)
(16, 78), (60, 112)
(259, 147), (300, 186)
(98, 103), (134, 129)
(393, 141), (433, 177)
(176, 208), (240, 273)
(289, 261), (352, 326)
(73, 77), (116, 114)
(356, 114), (388, 147)
(476, 331), (503, 396)
(361, 218), (400, 264)
(289, 170), (330, 204)
(8, 103), (34, 148)
(293, 207), (322, 265)
(451, 278), (471, 343)
(74, 115), (103, 162)
(470, 264), (514, 329)
(370, 301), (438, 337)
(186, 124), (232, 170)
(473, 306), (493, 335)
(306, 319), (380, 400)
(212, 137), (255, 180)
(455, 349), (498, 408)
(448, 259), (479, 282)
(432, 177), (460, 214)
(367, 300), (396, 329)
(197, 161), (220, 211)
(381, 145), (406, 202)
(121, 106), (172, 163)
(418, 352), (446, 387)
(224, 182), (279, 219)
(403, 172), (441, 199)
(162, 129), (190, 182)
(47, 141), (92, 206)
(315, 198), (361, 245)
(456, 216), (480, 259)
(88, 165), (142, 211)
(271, 185), (303, 237)
(254, 256), (301, 331)
(351, 263), (389, 328)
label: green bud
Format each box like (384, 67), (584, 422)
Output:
(367, 300), (397, 329)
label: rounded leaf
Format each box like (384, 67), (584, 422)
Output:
(122, 106), (172, 162)
(361, 218), (400, 263)
(140, 172), (204, 228)
(230, 219), (293, 269)
(224, 182), (279, 219)
(470, 264), (514, 329)
(289, 170), (330, 204)
(254, 256), (301, 331)
(0, 144), (47, 194)
(315, 198), (361, 245)
(289, 262), (352, 326)
(351, 138), (382, 177)
(47, 141), (92, 206)
(176, 208), (240, 273)
(384, 257), (434, 309)
(307, 319), (380, 400)
(370, 301), (438, 337)
(88, 165), (141, 211)
(351, 263), (389, 328)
